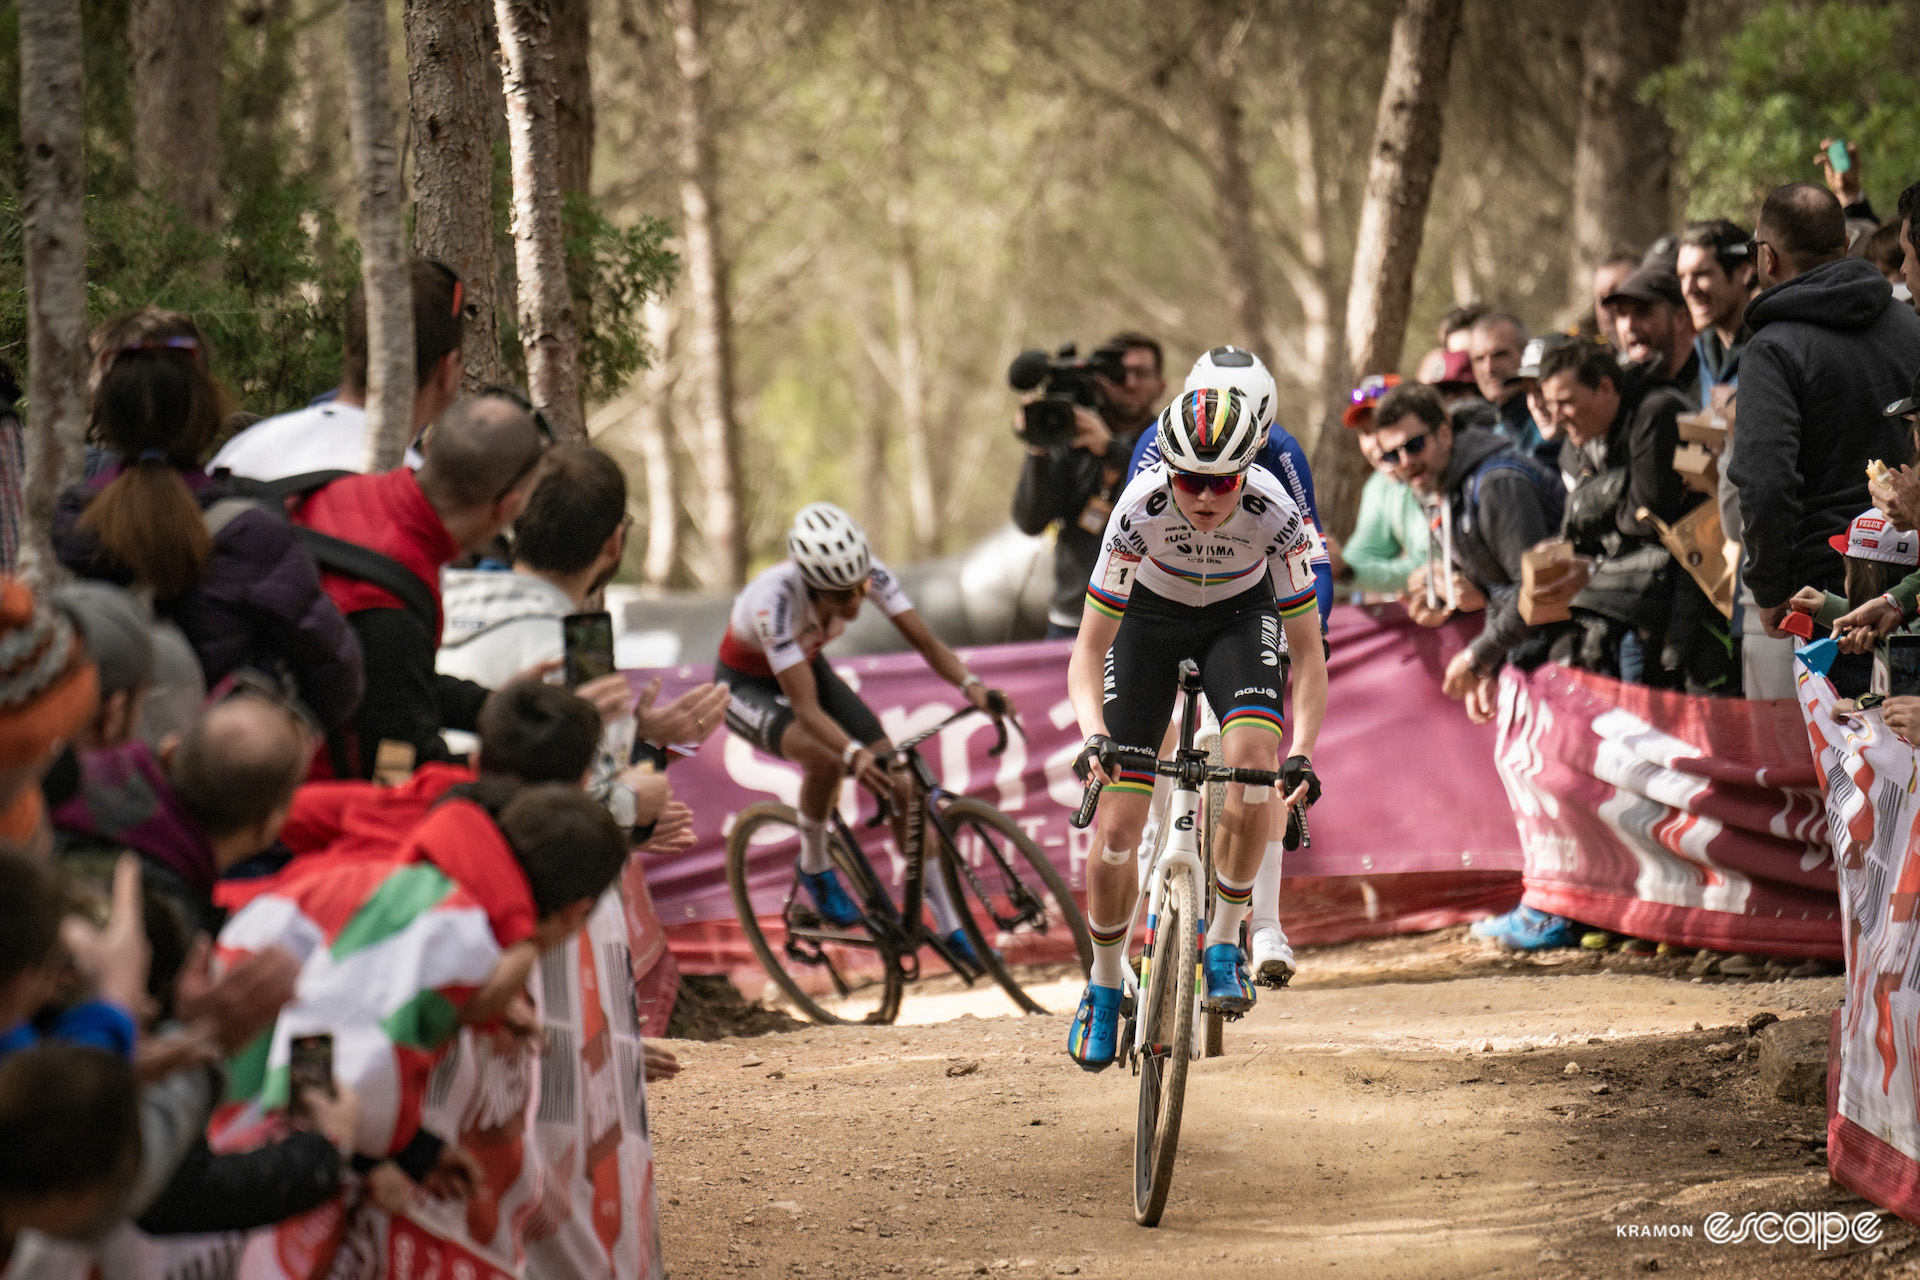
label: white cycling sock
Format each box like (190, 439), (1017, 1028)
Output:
(1088, 912), (1131, 989)
(924, 866), (964, 936)
(1205, 871), (1255, 949)
(1248, 839), (1285, 937)
(797, 814), (831, 875)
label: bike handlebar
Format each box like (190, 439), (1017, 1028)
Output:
(1067, 757), (1288, 830)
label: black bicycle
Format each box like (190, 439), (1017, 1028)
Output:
(726, 705), (1093, 1025)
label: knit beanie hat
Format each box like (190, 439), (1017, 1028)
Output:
(50, 582), (153, 698)
(0, 576), (99, 768)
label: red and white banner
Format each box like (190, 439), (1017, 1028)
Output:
(631, 605), (1525, 982)
(1494, 662), (1841, 957)
(1799, 669), (1920, 1221)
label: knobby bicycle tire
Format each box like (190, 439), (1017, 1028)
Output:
(937, 797), (1094, 1014)
(1134, 862), (1198, 1227)
(724, 802), (906, 1026)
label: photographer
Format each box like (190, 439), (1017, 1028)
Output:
(1011, 333), (1165, 638)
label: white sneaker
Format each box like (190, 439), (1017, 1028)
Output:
(1250, 926), (1295, 988)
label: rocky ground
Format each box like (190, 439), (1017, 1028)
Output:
(648, 928), (1920, 1279)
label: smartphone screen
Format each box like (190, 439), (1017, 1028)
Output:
(563, 611), (617, 688)
(1827, 138), (1852, 174)
(289, 1033), (334, 1113)
(1889, 635), (1920, 696)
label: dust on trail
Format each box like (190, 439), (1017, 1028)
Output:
(650, 931), (1912, 1279)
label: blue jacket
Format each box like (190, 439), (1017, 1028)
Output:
(1128, 424), (1334, 625)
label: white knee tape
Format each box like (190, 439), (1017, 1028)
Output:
(1101, 844), (1135, 866)
(1242, 785), (1271, 803)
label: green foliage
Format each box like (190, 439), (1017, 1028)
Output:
(562, 194), (677, 406)
(1648, 1), (1920, 221)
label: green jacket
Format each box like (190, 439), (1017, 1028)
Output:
(1343, 470), (1430, 595)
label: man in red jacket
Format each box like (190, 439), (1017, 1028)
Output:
(293, 395), (546, 777)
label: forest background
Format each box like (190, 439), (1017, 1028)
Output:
(4, 0), (1919, 591)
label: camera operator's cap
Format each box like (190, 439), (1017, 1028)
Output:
(1341, 373), (1402, 428)
(1604, 268), (1685, 311)
(1429, 349), (1477, 391)
(1516, 332), (1576, 381)
(1884, 366), (1920, 418)
(1830, 508), (1919, 566)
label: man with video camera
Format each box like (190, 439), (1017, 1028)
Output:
(1011, 332), (1166, 638)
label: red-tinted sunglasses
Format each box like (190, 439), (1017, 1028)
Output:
(1169, 470), (1246, 496)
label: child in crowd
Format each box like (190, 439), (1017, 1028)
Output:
(1791, 507), (1920, 674)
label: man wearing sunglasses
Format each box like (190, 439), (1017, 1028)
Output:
(1064, 388), (1326, 1070)
(714, 503), (1013, 959)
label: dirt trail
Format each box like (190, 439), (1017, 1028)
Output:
(651, 931), (1916, 1279)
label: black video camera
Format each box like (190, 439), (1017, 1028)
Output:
(1008, 342), (1128, 449)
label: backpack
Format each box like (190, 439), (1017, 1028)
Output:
(1463, 447), (1566, 536)
(213, 470), (439, 637)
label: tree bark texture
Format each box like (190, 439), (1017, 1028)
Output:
(1569, 0), (1689, 297)
(344, 0), (417, 471)
(882, 112), (937, 559)
(1197, 4), (1268, 362)
(671, 0), (745, 589)
(1314, 0), (1464, 543)
(497, 0), (589, 443)
(130, 0), (226, 236)
(406, 0), (508, 392)
(18, 0), (89, 586)
(549, 0), (594, 200)
(636, 297), (681, 587)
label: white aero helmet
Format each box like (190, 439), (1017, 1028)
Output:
(1185, 346), (1276, 436)
(1157, 387), (1262, 475)
(787, 502), (872, 590)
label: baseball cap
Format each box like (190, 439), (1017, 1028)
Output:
(1829, 508), (1919, 565)
(1429, 349), (1477, 390)
(1604, 268), (1685, 311)
(1884, 367), (1920, 418)
(1516, 333), (1576, 381)
(1341, 373), (1402, 429)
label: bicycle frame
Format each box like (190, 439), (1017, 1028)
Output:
(1123, 681), (1212, 1060)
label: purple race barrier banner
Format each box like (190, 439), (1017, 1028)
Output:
(630, 604), (1523, 976)
(1493, 662), (1841, 959)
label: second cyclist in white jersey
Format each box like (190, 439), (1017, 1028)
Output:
(715, 504), (1013, 959)
(1066, 388), (1328, 1070)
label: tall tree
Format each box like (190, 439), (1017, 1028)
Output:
(1311, 0), (1465, 541)
(130, 0), (226, 236)
(635, 296), (681, 587)
(344, 0), (417, 470)
(406, 0), (509, 391)
(1196, 0), (1269, 360)
(550, 0), (595, 201)
(498, 0), (589, 442)
(669, 0), (745, 589)
(1570, 0), (1689, 296)
(18, 0), (89, 585)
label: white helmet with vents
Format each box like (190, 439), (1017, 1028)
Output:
(787, 503), (872, 590)
(1185, 346), (1276, 436)
(1157, 387), (1262, 476)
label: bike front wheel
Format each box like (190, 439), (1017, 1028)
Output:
(725, 802), (906, 1026)
(1134, 861), (1198, 1227)
(936, 797), (1094, 1014)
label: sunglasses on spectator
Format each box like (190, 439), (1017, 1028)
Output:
(1350, 374), (1395, 404)
(1169, 470), (1246, 496)
(1376, 433), (1431, 468)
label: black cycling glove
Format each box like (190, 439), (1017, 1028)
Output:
(1282, 755), (1321, 808)
(1073, 734), (1118, 784)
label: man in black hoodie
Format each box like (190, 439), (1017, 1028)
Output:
(1729, 182), (1920, 649)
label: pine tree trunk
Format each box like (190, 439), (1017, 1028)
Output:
(130, 0), (225, 236)
(497, 0), (588, 442)
(17, 0), (89, 587)
(1276, 94), (1343, 454)
(1569, 0), (1689, 296)
(882, 113), (936, 559)
(407, 0), (508, 392)
(637, 297), (680, 588)
(671, 0), (745, 590)
(344, 0), (417, 471)
(1313, 0), (1464, 543)
(549, 0), (593, 201)
(1198, 5), (1267, 360)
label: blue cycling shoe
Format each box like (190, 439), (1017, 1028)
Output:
(944, 928), (996, 969)
(1494, 905), (1581, 952)
(798, 868), (865, 928)
(1067, 982), (1123, 1072)
(1202, 943), (1256, 1016)
(1470, 906), (1526, 940)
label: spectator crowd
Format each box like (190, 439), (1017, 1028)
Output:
(0, 266), (718, 1280)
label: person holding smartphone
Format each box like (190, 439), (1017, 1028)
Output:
(715, 503), (1015, 957)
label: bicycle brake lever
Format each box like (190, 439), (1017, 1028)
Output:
(988, 715), (1009, 758)
(1070, 777), (1104, 830)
